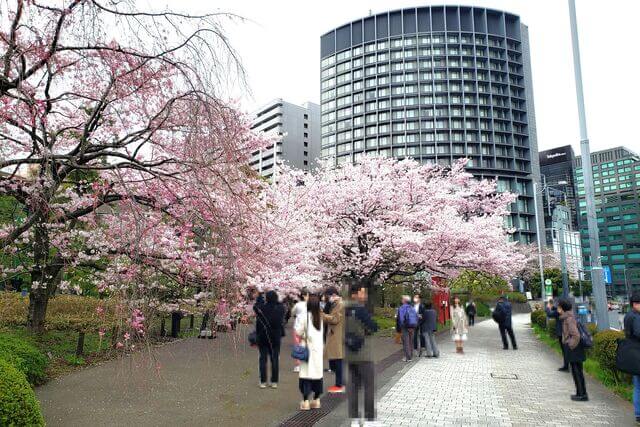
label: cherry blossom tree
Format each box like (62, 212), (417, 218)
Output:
(0, 0), (269, 331)
(267, 157), (526, 306)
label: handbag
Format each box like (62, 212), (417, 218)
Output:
(615, 338), (640, 375)
(291, 314), (310, 362)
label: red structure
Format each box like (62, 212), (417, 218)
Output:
(431, 276), (450, 325)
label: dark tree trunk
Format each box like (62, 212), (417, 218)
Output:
(160, 317), (166, 337)
(27, 291), (49, 333)
(76, 331), (85, 356)
(171, 312), (181, 338)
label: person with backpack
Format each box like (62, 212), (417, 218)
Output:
(494, 296), (517, 350)
(345, 282), (378, 425)
(412, 294), (427, 356)
(291, 289), (309, 372)
(255, 290), (285, 389)
(451, 296), (468, 354)
(422, 302), (440, 358)
(465, 300), (477, 326)
(622, 291), (640, 422)
(397, 295), (419, 361)
(557, 297), (588, 401)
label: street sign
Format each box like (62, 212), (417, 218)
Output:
(545, 279), (552, 285)
(602, 266), (612, 284)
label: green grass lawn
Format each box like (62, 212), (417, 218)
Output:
(531, 323), (633, 402)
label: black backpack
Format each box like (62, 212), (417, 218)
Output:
(577, 321), (593, 348)
(345, 308), (365, 352)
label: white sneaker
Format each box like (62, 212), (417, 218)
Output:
(363, 421), (386, 427)
(293, 366), (300, 373)
(259, 383), (267, 389)
(270, 383), (278, 389)
(350, 420), (361, 427)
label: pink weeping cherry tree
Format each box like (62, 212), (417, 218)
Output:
(266, 157), (526, 307)
(0, 0), (271, 331)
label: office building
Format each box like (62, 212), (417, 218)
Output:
(539, 145), (579, 232)
(249, 99), (321, 180)
(320, 6), (542, 243)
(575, 147), (640, 295)
(550, 205), (583, 279)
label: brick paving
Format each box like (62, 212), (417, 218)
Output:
(375, 314), (635, 426)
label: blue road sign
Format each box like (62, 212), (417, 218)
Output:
(602, 266), (612, 284)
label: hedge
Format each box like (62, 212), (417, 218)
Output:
(530, 309), (546, 329)
(592, 329), (625, 376)
(0, 292), (116, 332)
(0, 333), (47, 385)
(0, 358), (45, 427)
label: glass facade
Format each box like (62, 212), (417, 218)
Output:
(575, 147), (640, 295)
(320, 6), (540, 243)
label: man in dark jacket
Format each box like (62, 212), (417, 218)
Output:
(465, 301), (477, 326)
(623, 291), (640, 422)
(345, 282), (378, 424)
(546, 299), (569, 371)
(412, 294), (427, 356)
(558, 298), (588, 401)
(254, 290), (285, 389)
(494, 296), (517, 350)
(422, 302), (440, 357)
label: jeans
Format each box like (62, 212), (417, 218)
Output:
(413, 326), (426, 350)
(258, 342), (280, 384)
(329, 359), (344, 387)
(348, 361), (375, 421)
(401, 327), (415, 360)
(299, 378), (323, 401)
(633, 375), (640, 418)
(570, 361), (587, 397)
(422, 331), (439, 357)
(499, 324), (517, 349)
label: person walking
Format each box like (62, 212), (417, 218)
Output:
(546, 299), (569, 372)
(465, 300), (477, 326)
(291, 289), (309, 372)
(450, 296), (468, 354)
(345, 283), (378, 426)
(623, 291), (640, 423)
(323, 287), (345, 394)
(412, 294), (427, 356)
(557, 298), (588, 401)
(295, 294), (324, 411)
(255, 290), (285, 389)
(422, 302), (440, 358)
(397, 295), (419, 362)
(494, 296), (517, 350)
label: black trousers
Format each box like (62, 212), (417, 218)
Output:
(570, 361), (587, 396)
(413, 326), (426, 350)
(499, 324), (517, 349)
(258, 342), (280, 384)
(348, 361), (375, 421)
(468, 315), (475, 326)
(299, 378), (323, 400)
(558, 336), (569, 368)
(329, 359), (344, 387)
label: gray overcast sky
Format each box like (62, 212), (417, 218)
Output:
(174, 0), (639, 154)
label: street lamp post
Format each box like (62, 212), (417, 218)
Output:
(533, 181), (546, 303)
(568, 0), (609, 331)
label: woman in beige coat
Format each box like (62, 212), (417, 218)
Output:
(323, 287), (344, 393)
(451, 296), (468, 354)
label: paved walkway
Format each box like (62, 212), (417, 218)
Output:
(375, 314), (635, 426)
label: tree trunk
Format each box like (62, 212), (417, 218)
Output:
(27, 292), (49, 333)
(76, 331), (85, 356)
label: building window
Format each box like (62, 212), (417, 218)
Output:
(304, 151), (308, 156)
(304, 132), (308, 138)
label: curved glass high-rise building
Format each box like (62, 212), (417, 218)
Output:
(320, 6), (542, 243)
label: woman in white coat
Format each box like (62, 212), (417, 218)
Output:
(295, 294), (324, 411)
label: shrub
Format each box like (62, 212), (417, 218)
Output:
(530, 309), (547, 329)
(0, 358), (45, 427)
(476, 302), (491, 317)
(0, 333), (47, 385)
(592, 329), (625, 376)
(546, 318), (557, 336)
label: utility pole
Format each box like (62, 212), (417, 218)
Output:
(557, 212), (570, 297)
(533, 181), (546, 303)
(568, 0), (608, 330)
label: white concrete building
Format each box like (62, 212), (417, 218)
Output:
(249, 99), (320, 180)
